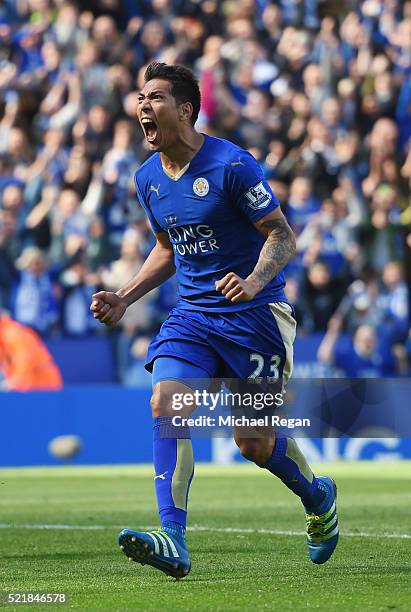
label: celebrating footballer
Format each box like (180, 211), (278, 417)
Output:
(90, 62), (339, 579)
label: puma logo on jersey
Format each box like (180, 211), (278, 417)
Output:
(150, 183), (161, 196)
(154, 471), (168, 480)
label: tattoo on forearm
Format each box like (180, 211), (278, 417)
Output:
(250, 218), (296, 290)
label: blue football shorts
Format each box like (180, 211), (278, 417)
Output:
(146, 302), (296, 384)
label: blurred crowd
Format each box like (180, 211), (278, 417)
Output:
(0, 0), (410, 381)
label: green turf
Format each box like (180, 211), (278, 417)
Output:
(0, 463), (410, 611)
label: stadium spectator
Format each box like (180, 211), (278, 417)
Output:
(101, 227), (157, 334)
(297, 198), (353, 278)
(11, 246), (59, 335)
(378, 260), (409, 344)
(298, 261), (347, 333)
(0, 312), (63, 391)
(73, 105), (113, 164)
(123, 336), (152, 387)
(50, 188), (90, 262)
(284, 177), (321, 236)
(324, 278), (383, 336)
(317, 323), (397, 378)
(101, 227), (158, 381)
(59, 253), (100, 337)
(0, 208), (19, 309)
(1, 182), (27, 238)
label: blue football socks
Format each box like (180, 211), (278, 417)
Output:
(153, 416), (194, 536)
(261, 436), (326, 509)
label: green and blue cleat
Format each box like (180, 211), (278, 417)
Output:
(305, 476), (339, 564)
(118, 528), (191, 580)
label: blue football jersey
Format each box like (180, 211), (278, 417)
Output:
(134, 134), (286, 311)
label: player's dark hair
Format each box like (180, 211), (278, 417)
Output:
(144, 62), (201, 126)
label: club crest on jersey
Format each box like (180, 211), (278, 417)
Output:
(164, 215), (177, 227)
(193, 177), (209, 197)
(245, 181), (272, 210)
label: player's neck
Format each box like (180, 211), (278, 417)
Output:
(160, 130), (204, 177)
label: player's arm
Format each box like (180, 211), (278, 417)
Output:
(91, 232), (175, 326)
(248, 207), (296, 292)
(216, 208), (296, 303)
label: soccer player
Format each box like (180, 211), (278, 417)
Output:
(90, 62), (339, 578)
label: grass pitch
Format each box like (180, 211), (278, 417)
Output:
(0, 462), (410, 611)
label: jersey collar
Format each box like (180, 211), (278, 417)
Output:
(158, 134), (208, 181)
(161, 160), (191, 181)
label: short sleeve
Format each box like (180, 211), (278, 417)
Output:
(134, 172), (163, 233)
(224, 152), (280, 223)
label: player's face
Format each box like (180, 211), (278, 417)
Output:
(137, 79), (181, 151)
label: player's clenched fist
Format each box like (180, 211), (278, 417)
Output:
(215, 272), (261, 303)
(90, 291), (127, 326)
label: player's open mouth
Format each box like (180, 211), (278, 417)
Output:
(141, 117), (158, 143)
